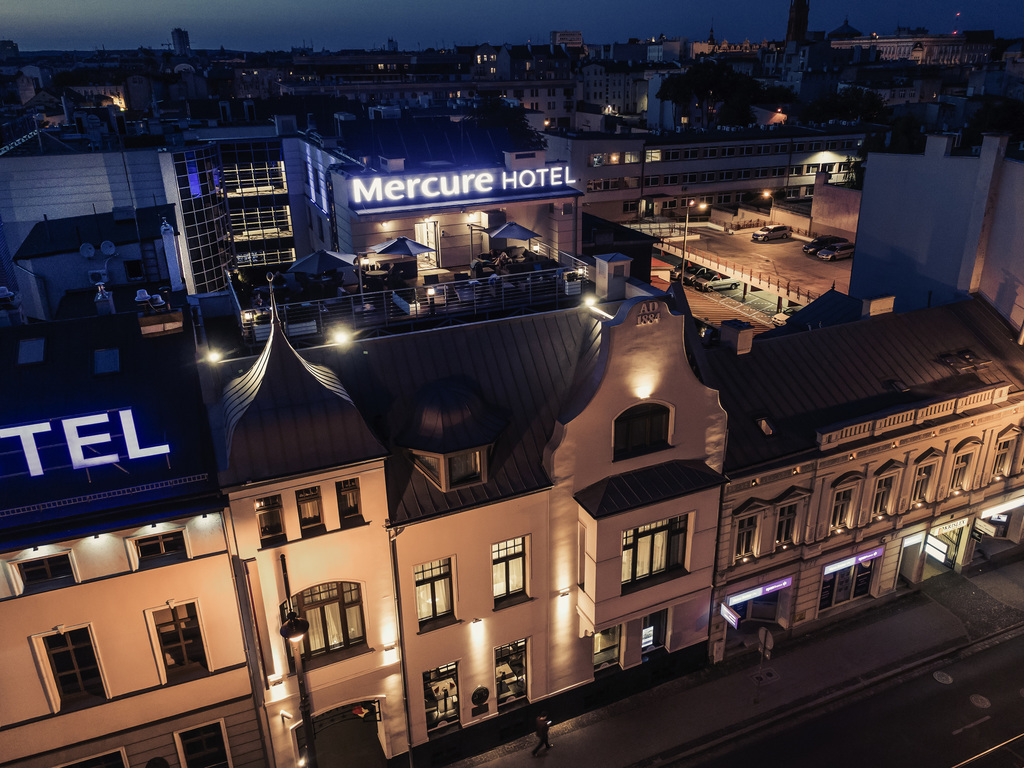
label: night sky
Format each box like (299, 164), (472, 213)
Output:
(6, 0), (1021, 52)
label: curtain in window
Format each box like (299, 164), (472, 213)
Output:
(508, 559), (524, 593)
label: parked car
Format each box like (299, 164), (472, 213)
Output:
(695, 272), (742, 292)
(683, 266), (716, 287)
(751, 224), (792, 242)
(772, 306), (799, 326)
(802, 235), (848, 255)
(817, 241), (855, 261)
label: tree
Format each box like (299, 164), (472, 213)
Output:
(657, 62), (795, 128)
(802, 87), (887, 124)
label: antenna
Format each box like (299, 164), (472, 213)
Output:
(100, 240), (116, 257)
(80, 242), (96, 259)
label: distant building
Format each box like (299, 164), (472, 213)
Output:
(171, 27), (192, 58)
(785, 0), (809, 43)
(0, 39), (18, 62)
(551, 30), (583, 47)
(830, 28), (994, 66)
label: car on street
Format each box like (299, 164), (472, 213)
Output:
(682, 266), (716, 287)
(772, 306), (799, 326)
(751, 224), (792, 242)
(695, 272), (742, 292)
(817, 241), (855, 261)
(802, 235), (848, 255)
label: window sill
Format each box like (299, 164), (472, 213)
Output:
(620, 567), (688, 595)
(137, 553), (190, 570)
(303, 642), (371, 672)
(417, 614), (461, 635)
(493, 593), (532, 612)
(339, 515), (369, 531)
(300, 524), (327, 539)
(259, 533), (288, 550)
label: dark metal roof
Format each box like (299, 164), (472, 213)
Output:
(14, 204), (177, 260)
(759, 288), (863, 337)
(575, 459), (727, 519)
(397, 379), (507, 453)
(700, 297), (1024, 473)
(220, 312), (388, 486)
(300, 308), (601, 524)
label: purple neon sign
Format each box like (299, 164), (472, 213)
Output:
(727, 576), (793, 607)
(823, 546), (884, 576)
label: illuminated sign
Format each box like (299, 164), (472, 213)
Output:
(823, 546), (883, 576)
(0, 408), (170, 477)
(720, 602), (741, 628)
(727, 576), (793, 607)
(933, 518), (969, 536)
(349, 165), (578, 211)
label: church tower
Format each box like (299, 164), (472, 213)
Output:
(785, 0), (809, 42)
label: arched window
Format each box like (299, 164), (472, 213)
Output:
(282, 581), (365, 660)
(613, 403), (670, 461)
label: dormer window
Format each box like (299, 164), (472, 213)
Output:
(613, 403), (671, 461)
(411, 446), (490, 492)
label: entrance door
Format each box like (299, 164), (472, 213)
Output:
(307, 701), (386, 768)
(414, 221), (439, 270)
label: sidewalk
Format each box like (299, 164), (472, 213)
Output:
(447, 548), (1024, 768)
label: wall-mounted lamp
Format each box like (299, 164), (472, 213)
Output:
(280, 710), (294, 721)
(559, 588), (570, 598)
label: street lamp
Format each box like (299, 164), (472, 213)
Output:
(681, 200), (707, 265)
(281, 612), (318, 768)
(762, 190), (775, 223)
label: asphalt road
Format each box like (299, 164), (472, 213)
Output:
(678, 631), (1024, 768)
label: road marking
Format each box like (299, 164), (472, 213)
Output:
(953, 715), (991, 735)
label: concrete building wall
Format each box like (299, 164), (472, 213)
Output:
(976, 153), (1024, 331)
(809, 172), (861, 241)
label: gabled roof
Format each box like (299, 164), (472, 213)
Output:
(220, 308), (387, 486)
(700, 297), (1024, 474)
(575, 459), (726, 518)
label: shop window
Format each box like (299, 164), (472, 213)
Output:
(593, 625), (621, 669)
(950, 452), (973, 493)
(283, 582), (366, 661)
(613, 403), (670, 461)
(135, 530), (188, 569)
(775, 503), (797, 546)
(296, 486), (324, 537)
(819, 559), (873, 610)
(415, 558), (455, 631)
(734, 515), (757, 561)
(16, 553), (75, 594)
(492, 538), (527, 607)
(912, 463), (935, 504)
(831, 488), (854, 531)
(152, 603), (208, 683)
(175, 722), (230, 768)
(871, 475), (896, 517)
(42, 627), (106, 710)
(641, 609), (667, 652)
(424, 662), (459, 730)
(336, 478), (363, 528)
(621, 515), (687, 588)
(255, 494), (286, 546)
(495, 639), (528, 705)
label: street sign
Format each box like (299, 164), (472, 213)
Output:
(758, 626), (775, 660)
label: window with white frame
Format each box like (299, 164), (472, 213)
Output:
(735, 514), (757, 560)
(153, 603), (209, 683)
(950, 452), (973, 492)
(42, 627), (106, 709)
(624, 151), (641, 163)
(415, 559), (454, 629)
(255, 494), (285, 546)
(871, 474), (896, 517)
(492, 538), (527, 607)
(295, 486), (324, 536)
(135, 529), (188, 568)
(284, 582), (366, 659)
(58, 752), (127, 768)
(912, 463), (935, 503)
(411, 447), (488, 491)
(175, 721), (230, 768)
(16, 552), (76, 594)
(831, 487), (854, 530)
(621, 515), (688, 587)
(336, 478), (363, 528)
(776, 503), (797, 546)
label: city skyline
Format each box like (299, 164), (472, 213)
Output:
(4, 0), (1021, 54)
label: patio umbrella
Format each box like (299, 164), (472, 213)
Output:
(368, 236), (435, 257)
(287, 249), (354, 275)
(487, 222), (541, 242)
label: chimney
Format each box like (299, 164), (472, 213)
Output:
(720, 318), (754, 354)
(861, 295), (894, 318)
(593, 252), (631, 301)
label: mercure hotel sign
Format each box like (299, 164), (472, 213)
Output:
(349, 165), (578, 212)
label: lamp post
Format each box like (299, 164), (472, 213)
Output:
(281, 612), (318, 768)
(681, 200), (707, 264)
(762, 190), (775, 223)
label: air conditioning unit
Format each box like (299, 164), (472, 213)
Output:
(88, 269), (108, 285)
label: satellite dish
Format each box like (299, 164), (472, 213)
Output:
(79, 243), (96, 259)
(100, 240), (116, 256)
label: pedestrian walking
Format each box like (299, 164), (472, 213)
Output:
(531, 712), (553, 757)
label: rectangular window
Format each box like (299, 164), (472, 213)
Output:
(912, 464), (934, 503)
(663, 174), (679, 185)
(177, 722), (230, 768)
(622, 201), (639, 213)
(644, 175), (660, 186)
(704, 148), (718, 158)
(593, 625), (620, 669)
(682, 149), (700, 159)
(664, 150), (680, 160)
(18, 337), (46, 365)
(495, 639), (527, 705)
(735, 515), (757, 559)
(588, 153), (605, 167)
(872, 475), (895, 516)
(336, 478), (363, 527)
(791, 166), (804, 175)
(296, 486), (324, 536)
(700, 171), (716, 182)
(624, 151), (641, 163)
(645, 149), (662, 162)
(492, 538), (527, 606)
(18, 553), (74, 593)
(43, 627), (105, 708)
(135, 530), (187, 568)
(994, 438), (1013, 477)
(621, 515), (687, 587)
(61, 753), (127, 768)
(424, 662), (459, 730)
(641, 609), (667, 651)
(154, 603), (208, 683)
(819, 559), (873, 610)
(721, 147), (736, 157)
(831, 488), (853, 529)
(776, 503), (797, 545)
(256, 494), (285, 545)
(415, 559), (454, 629)
(448, 451), (481, 485)
(951, 453), (973, 491)
(290, 581), (365, 657)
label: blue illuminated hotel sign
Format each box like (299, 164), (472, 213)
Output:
(0, 408), (169, 477)
(349, 165), (578, 212)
